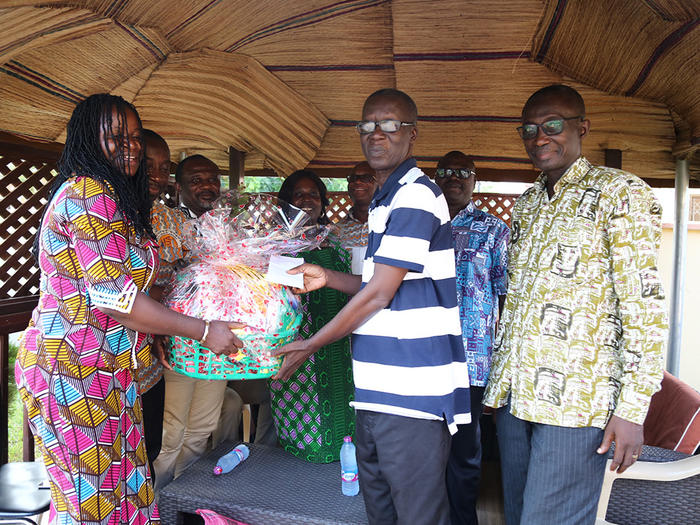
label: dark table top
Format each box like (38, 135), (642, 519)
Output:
(158, 442), (368, 525)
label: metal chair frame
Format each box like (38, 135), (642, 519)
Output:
(0, 462), (50, 525)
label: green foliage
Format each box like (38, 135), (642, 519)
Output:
(323, 178), (348, 192)
(242, 176), (284, 193)
(7, 341), (25, 462)
(242, 176), (348, 194)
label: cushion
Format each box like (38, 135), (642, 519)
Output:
(643, 371), (700, 454)
(196, 509), (250, 525)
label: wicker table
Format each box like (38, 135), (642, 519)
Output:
(158, 442), (368, 525)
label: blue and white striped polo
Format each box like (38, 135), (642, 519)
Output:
(350, 158), (471, 434)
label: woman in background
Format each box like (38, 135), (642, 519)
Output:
(15, 94), (242, 524)
(270, 170), (355, 462)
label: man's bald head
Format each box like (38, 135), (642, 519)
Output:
(363, 88), (418, 123)
(522, 84), (585, 119)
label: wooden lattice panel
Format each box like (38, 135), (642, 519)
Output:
(323, 192), (516, 226)
(0, 155), (57, 298)
(691, 195), (700, 222)
(325, 192), (352, 223)
(0, 161), (517, 301)
(472, 194), (518, 226)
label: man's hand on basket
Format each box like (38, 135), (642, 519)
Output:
(204, 321), (246, 355)
(272, 339), (318, 380)
(287, 263), (327, 294)
(151, 335), (173, 371)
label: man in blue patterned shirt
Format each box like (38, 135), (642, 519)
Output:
(435, 151), (509, 525)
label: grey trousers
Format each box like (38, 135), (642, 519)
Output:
(495, 403), (607, 525)
(355, 410), (451, 525)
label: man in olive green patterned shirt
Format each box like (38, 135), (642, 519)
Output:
(483, 84), (667, 525)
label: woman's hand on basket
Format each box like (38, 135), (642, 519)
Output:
(204, 321), (246, 355)
(288, 263), (327, 294)
(272, 339), (317, 380)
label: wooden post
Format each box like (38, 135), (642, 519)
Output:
(229, 147), (245, 190)
(22, 408), (34, 462)
(605, 148), (622, 169)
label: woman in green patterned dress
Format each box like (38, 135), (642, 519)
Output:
(269, 170), (355, 462)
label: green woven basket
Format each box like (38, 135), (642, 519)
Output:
(169, 317), (300, 380)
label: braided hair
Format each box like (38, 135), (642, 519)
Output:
(33, 94), (153, 259)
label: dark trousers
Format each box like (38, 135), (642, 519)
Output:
(355, 410), (451, 525)
(141, 377), (165, 483)
(446, 386), (485, 525)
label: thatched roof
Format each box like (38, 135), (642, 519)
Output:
(0, 0), (697, 181)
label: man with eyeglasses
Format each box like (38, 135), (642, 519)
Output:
(336, 161), (377, 273)
(434, 151), (509, 525)
(483, 84), (667, 524)
(274, 88), (470, 525)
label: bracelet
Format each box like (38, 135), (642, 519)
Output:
(199, 320), (211, 345)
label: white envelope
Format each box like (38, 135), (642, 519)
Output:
(351, 246), (367, 276)
(265, 255), (304, 288)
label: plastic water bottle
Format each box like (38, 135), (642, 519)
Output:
(213, 444), (250, 475)
(340, 436), (359, 496)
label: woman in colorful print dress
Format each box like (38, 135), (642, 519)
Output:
(15, 94), (242, 525)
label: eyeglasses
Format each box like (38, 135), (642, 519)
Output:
(516, 116), (582, 140)
(347, 174), (376, 184)
(435, 168), (475, 180)
(356, 120), (416, 135)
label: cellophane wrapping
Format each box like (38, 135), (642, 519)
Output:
(164, 193), (329, 379)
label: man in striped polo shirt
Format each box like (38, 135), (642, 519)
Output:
(275, 89), (471, 524)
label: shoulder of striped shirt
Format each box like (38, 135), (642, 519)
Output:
(398, 166), (425, 185)
(402, 169), (442, 196)
(388, 177), (445, 214)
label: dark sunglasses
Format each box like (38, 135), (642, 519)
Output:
(347, 174), (376, 184)
(516, 116), (582, 140)
(356, 119), (416, 135)
(435, 168), (475, 180)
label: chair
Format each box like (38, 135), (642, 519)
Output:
(643, 371), (700, 454)
(596, 372), (700, 525)
(0, 462), (50, 525)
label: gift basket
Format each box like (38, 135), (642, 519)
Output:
(164, 193), (328, 380)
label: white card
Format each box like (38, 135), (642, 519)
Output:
(266, 255), (304, 288)
(351, 246), (367, 275)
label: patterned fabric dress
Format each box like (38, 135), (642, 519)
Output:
(15, 176), (161, 524)
(269, 239), (355, 462)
